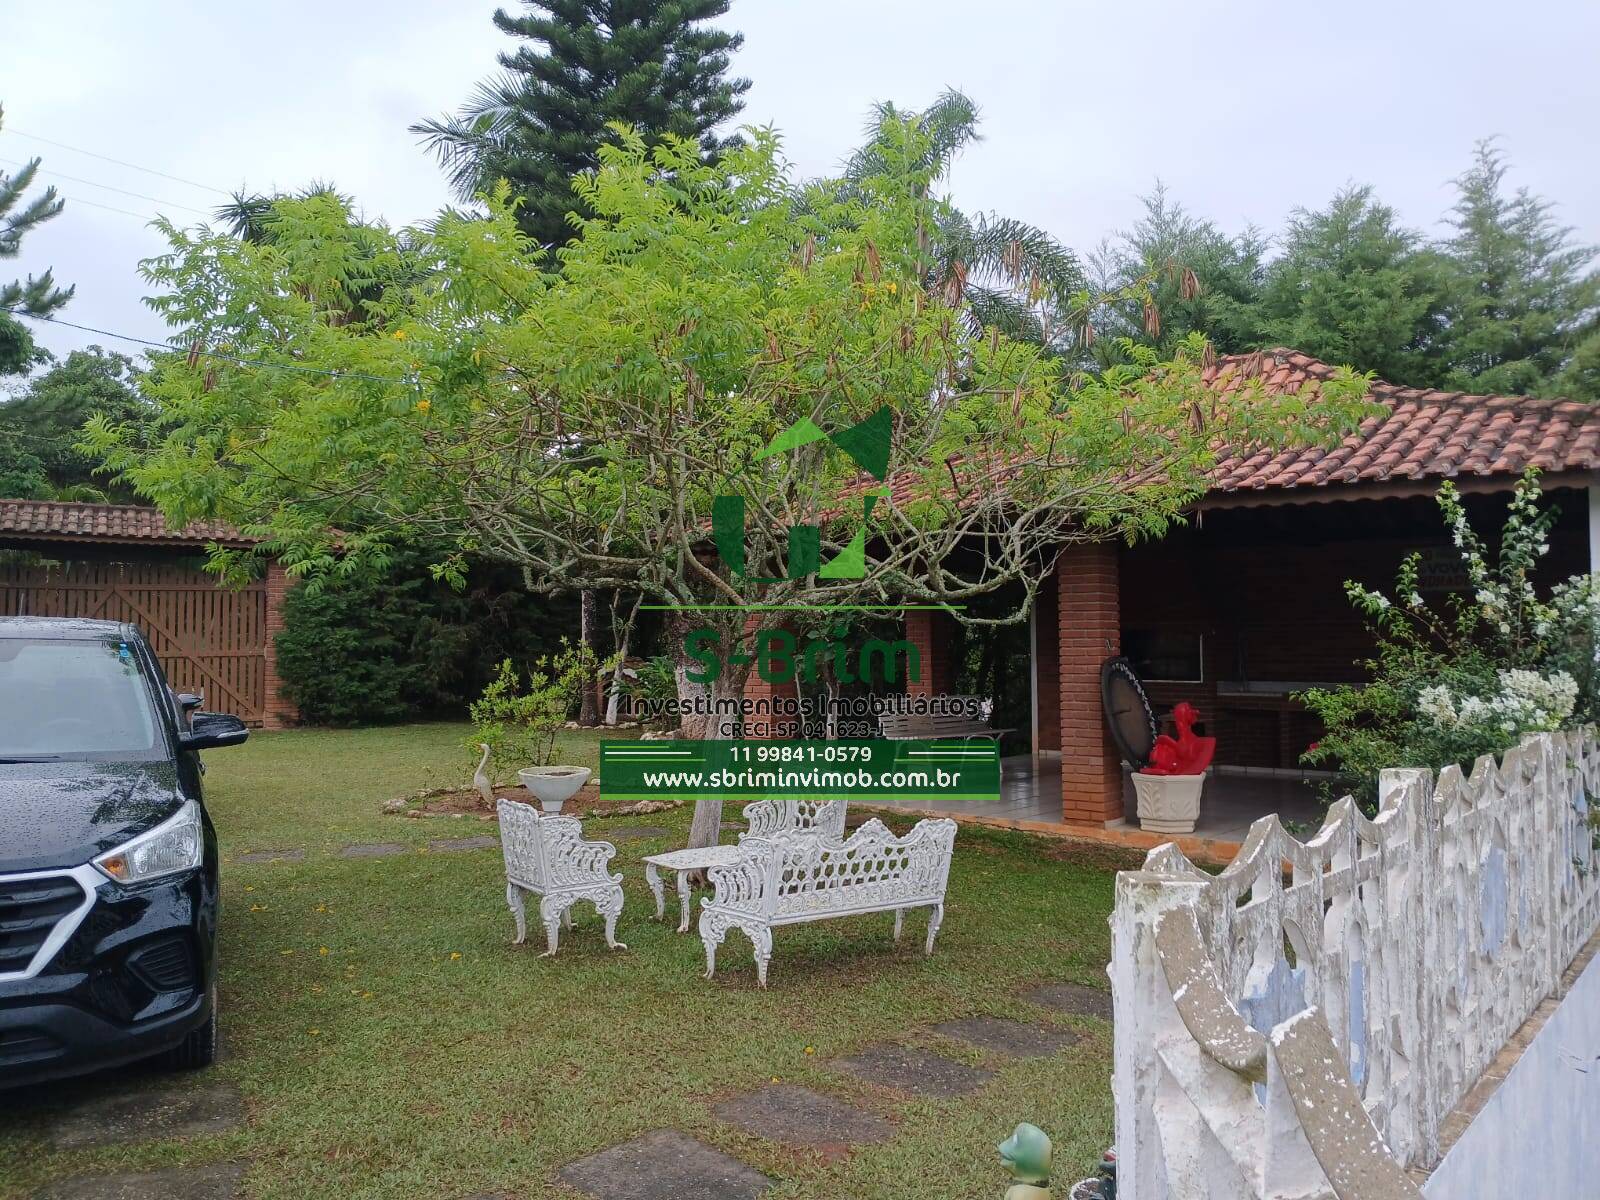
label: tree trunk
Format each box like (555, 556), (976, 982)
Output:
(604, 592), (643, 726)
(668, 612), (747, 855)
(578, 588), (601, 726)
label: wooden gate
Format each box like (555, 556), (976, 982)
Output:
(0, 560), (267, 723)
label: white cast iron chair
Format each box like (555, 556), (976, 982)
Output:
(497, 797), (626, 956)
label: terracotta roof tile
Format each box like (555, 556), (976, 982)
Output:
(1202, 348), (1599, 494)
(0, 500), (251, 546)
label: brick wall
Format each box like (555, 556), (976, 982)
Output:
(740, 625), (800, 738)
(903, 609), (953, 697)
(1057, 543), (1125, 825)
(261, 559), (298, 730)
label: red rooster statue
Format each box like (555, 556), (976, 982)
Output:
(1143, 701), (1215, 776)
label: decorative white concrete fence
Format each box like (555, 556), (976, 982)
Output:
(1110, 729), (1600, 1200)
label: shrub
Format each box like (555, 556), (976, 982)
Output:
(1301, 470), (1599, 807)
(274, 548), (578, 725)
(467, 643), (599, 780)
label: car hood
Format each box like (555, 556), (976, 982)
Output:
(0, 759), (183, 874)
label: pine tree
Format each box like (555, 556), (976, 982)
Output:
(0, 105), (74, 375)
(1253, 185), (1451, 386)
(1440, 141), (1599, 396)
(412, 0), (750, 250)
(1088, 183), (1268, 363)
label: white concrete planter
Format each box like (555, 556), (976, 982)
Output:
(1132, 771), (1205, 834)
(517, 765), (592, 813)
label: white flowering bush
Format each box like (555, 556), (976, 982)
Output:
(1302, 470), (1599, 808)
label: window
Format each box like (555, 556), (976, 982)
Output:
(0, 637), (161, 761)
(1122, 629), (1204, 683)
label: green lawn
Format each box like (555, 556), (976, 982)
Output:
(0, 724), (1123, 1200)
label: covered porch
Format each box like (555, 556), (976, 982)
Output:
(871, 755), (1327, 861)
(876, 348), (1600, 852)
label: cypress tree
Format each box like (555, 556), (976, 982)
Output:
(413, 1), (750, 250)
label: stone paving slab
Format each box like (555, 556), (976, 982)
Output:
(828, 1042), (994, 1097)
(558, 1129), (771, 1200)
(426, 836), (500, 853)
(713, 1084), (892, 1149)
(930, 1017), (1080, 1059)
(1021, 982), (1114, 1022)
(604, 826), (672, 842)
(234, 849), (304, 864)
(338, 842), (409, 858)
(34, 1163), (246, 1200)
(47, 1084), (244, 1150)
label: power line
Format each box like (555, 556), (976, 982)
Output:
(47, 193), (159, 223)
(0, 306), (414, 386)
(0, 155), (212, 217)
(0, 127), (233, 197)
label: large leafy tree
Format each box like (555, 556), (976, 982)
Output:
(1253, 185), (1452, 387)
(91, 124), (1372, 848)
(1440, 141), (1599, 397)
(0, 105), (73, 376)
(0, 346), (147, 499)
(412, 0), (749, 250)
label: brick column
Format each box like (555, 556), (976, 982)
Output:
(1057, 543), (1124, 825)
(740, 623), (800, 738)
(261, 560), (298, 730)
(903, 609), (953, 696)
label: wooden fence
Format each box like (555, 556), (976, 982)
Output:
(0, 560), (268, 723)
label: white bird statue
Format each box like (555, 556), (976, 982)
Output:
(473, 743), (495, 809)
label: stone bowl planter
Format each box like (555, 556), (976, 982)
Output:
(1131, 771), (1205, 835)
(517, 766), (593, 813)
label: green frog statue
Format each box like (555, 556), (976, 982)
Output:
(998, 1123), (1053, 1200)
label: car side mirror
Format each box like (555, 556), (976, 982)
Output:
(176, 693), (203, 729)
(180, 711), (249, 752)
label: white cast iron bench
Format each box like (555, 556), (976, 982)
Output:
(643, 798), (848, 932)
(497, 797), (627, 956)
(699, 816), (957, 987)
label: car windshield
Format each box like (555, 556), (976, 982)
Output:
(0, 636), (162, 761)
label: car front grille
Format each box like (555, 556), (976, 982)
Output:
(0, 873), (92, 978)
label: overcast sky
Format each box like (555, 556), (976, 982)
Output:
(4, 0), (1597, 370)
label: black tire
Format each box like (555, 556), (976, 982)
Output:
(161, 987), (218, 1071)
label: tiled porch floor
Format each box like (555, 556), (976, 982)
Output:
(871, 756), (1331, 853)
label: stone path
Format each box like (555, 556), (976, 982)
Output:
(47, 1083), (244, 1151)
(713, 1084), (892, 1149)
(1022, 982), (1114, 1021)
(556, 978), (1109, 1198)
(829, 1042), (993, 1097)
(558, 1130), (773, 1200)
(35, 1163), (246, 1200)
(338, 842), (410, 858)
(23, 1080), (247, 1199)
(426, 836), (500, 853)
(930, 1016), (1081, 1058)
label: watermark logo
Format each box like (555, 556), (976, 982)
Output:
(712, 405), (892, 582)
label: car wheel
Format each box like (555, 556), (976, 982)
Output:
(162, 986), (218, 1070)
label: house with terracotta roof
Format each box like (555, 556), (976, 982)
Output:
(0, 500), (297, 728)
(876, 348), (1600, 858)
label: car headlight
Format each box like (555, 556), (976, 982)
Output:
(94, 800), (204, 883)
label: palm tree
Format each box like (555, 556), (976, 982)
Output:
(828, 90), (1090, 352)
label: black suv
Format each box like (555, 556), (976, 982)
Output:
(0, 617), (246, 1087)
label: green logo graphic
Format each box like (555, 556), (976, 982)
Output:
(713, 405), (892, 582)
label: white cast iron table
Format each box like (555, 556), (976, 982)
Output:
(642, 845), (745, 933)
